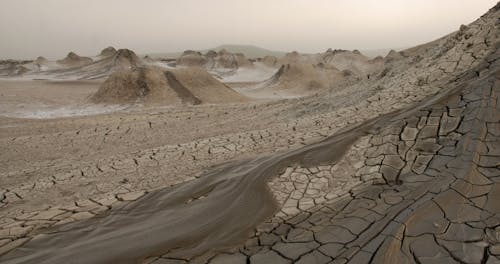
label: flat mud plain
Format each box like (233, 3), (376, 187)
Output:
(0, 4), (499, 264)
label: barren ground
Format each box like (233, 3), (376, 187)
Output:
(0, 4), (499, 263)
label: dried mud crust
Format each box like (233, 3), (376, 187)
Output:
(0, 3), (498, 263)
(174, 65), (500, 264)
(1, 65), (498, 263)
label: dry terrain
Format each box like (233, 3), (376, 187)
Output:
(0, 3), (499, 264)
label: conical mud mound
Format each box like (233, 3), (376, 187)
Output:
(51, 48), (142, 80)
(255, 63), (344, 96)
(176, 51), (207, 67)
(320, 50), (384, 78)
(89, 66), (181, 104)
(57, 52), (93, 67)
(89, 66), (246, 105)
(100, 46), (117, 57)
(176, 49), (254, 74)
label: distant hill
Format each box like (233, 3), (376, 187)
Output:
(147, 45), (286, 59)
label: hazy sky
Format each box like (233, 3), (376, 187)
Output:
(0, 0), (497, 59)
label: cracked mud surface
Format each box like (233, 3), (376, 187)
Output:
(0, 3), (499, 264)
(195, 68), (499, 264)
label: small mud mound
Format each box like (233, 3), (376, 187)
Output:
(176, 51), (207, 67)
(111, 49), (141, 69)
(278, 51), (317, 65)
(100, 47), (117, 57)
(57, 52), (93, 67)
(261, 63), (342, 94)
(176, 50), (254, 75)
(89, 66), (181, 105)
(34, 56), (48, 65)
(384, 49), (405, 63)
(205, 50), (218, 58)
(89, 66), (246, 105)
(370, 56), (385, 64)
(213, 49), (253, 69)
(273, 50), (385, 80)
(52, 48), (143, 80)
(261, 56), (278, 67)
(164, 71), (202, 105)
(173, 67), (247, 103)
(33, 56), (49, 71)
(143, 55), (156, 64)
(0, 60), (31, 76)
(320, 50), (384, 78)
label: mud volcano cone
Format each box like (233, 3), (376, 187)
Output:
(89, 66), (246, 105)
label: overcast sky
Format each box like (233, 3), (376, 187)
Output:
(0, 0), (497, 59)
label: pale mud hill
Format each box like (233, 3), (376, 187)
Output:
(89, 66), (246, 105)
(260, 55), (278, 67)
(287, 4), (499, 115)
(0, 60), (31, 76)
(277, 51), (318, 65)
(176, 49), (254, 76)
(175, 50), (207, 67)
(33, 56), (49, 71)
(99, 46), (117, 57)
(251, 51), (371, 96)
(210, 49), (253, 69)
(53, 48), (143, 79)
(0, 56), (53, 76)
(89, 66), (185, 105)
(57, 52), (93, 67)
(108, 49), (141, 69)
(274, 50), (384, 80)
(142, 55), (156, 64)
(171, 67), (247, 102)
(384, 49), (405, 63)
(368, 3), (500, 103)
(252, 63), (345, 96)
(34, 56), (48, 65)
(320, 49), (385, 79)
